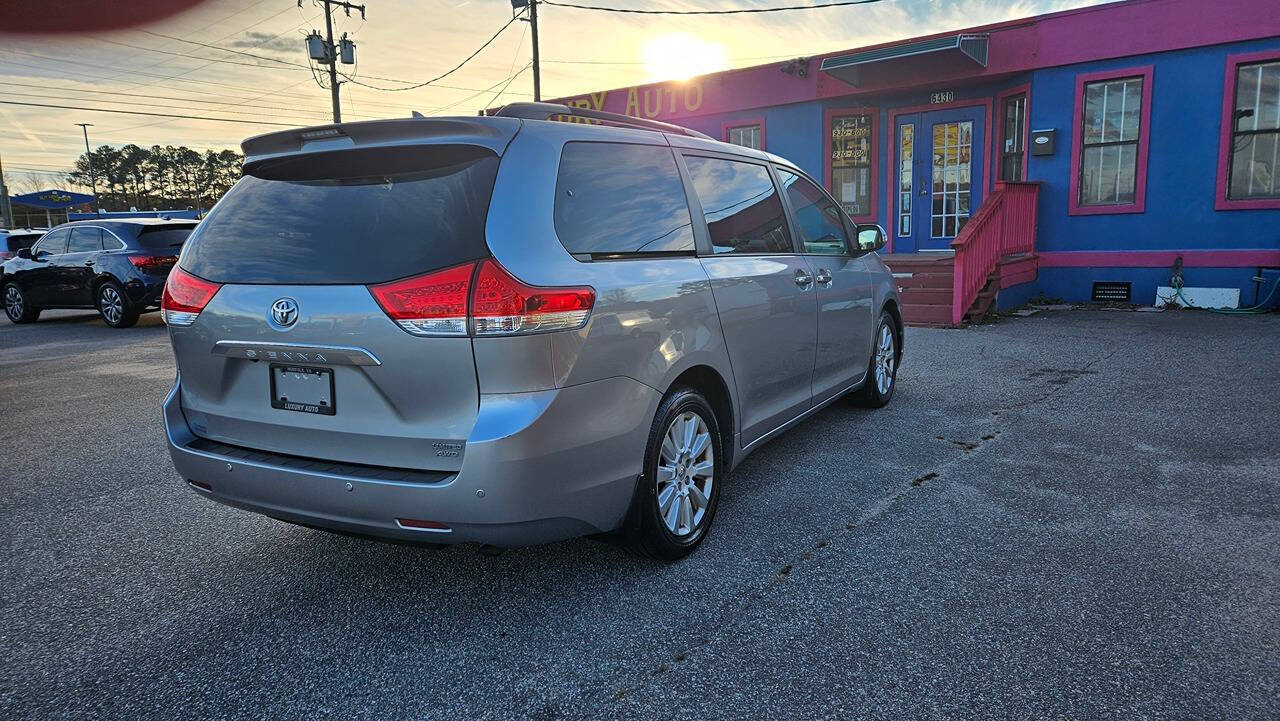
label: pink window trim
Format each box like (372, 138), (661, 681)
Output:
(1215, 50), (1280, 211)
(823, 106), (878, 224)
(993, 83), (1032, 189)
(721, 118), (767, 151)
(1068, 65), (1154, 216)
(885, 97), (994, 254)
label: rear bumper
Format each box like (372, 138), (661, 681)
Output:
(163, 373), (660, 546)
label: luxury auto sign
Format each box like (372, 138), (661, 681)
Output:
(559, 80), (705, 122)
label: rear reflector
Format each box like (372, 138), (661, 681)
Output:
(396, 518), (451, 532)
(368, 261), (473, 337)
(471, 259), (594, 336)
(368, 259), (595, 337)
(130, 254), (179, 270)
(162, 267), (222, 327)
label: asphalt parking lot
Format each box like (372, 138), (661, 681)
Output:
(1, 307), (1277, 720)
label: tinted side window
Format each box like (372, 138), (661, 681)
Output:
(553, 142), (694, 256)
(34, 229), (68, 255)
(67, 227), (103, 253)
(778, 169), (851, 256)
(683, 155), (791, 255)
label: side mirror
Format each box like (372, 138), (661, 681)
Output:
(856, 224), (887, 252)
(16, 248), (33, 260)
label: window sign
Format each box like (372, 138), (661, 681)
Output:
(830, 113), (873, 217)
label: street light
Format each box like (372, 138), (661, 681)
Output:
(74, 123), (100, 215)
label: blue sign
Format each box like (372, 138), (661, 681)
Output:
(11, 189), (97, 209)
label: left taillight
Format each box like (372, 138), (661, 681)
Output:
(161, 267), (221, 327)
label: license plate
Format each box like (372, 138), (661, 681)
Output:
(270, 364), (335, 415)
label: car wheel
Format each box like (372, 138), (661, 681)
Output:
(855, 311), (899, 408)
(3, 282), (39, 323)
(627, 387), (723, 560)
(97, 280), (139, 328)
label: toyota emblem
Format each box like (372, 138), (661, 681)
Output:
(270, 298), (299, 328)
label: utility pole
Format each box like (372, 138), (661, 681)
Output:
(303, 0), (364, 123)
(529, 0), (540, 102)
(75, 123), (100, 215)
(511, 0), (540, 102)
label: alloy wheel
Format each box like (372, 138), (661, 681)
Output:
(874, 323), (895, 395)
(5, 285), (22, 320)
(655, 410), (715, 537)
(100, 286), (123, 325)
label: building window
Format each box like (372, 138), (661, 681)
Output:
(898, 123), (913, 236)
(1069, 66), (1152, 215)
(725, 123), (763, 150)
(828, 110), (876, 220)
(999, 93), (1027, 181)
(1227, 60), (1280, 200)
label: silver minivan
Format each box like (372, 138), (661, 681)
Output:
(162, 103), (902, 559)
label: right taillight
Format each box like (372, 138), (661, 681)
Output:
(162, 267), (221, 327)
(367, 259), (595, 338)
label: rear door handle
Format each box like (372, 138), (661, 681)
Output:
(84, 260), (95, 266)
(814, 269), (832, 285)
(794, 269), (813, 288)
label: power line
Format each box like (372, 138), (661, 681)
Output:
(0, 90), (346, 122)
(0, 82), (375, 119)
(0, 101), (298, 127)
(341, 13), (521, 92)
(541, 0), (884, 14)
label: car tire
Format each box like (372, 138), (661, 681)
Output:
(626, 387), (723, 561)
(3, 282), (39, 324)
(854, 311), (899, 408)
(97, 280), (139, 329)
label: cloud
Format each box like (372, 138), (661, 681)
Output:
(227, 30), (300, 54)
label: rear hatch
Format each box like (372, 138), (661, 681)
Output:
(168, 131), (510, 472)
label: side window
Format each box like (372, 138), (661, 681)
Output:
(553, 142), (695, 256)
(102, 233), (126, 251)
(34, 229), (69, 256)
(67, 227), (103, 253)
(683, 155), (792, 255)
(778, 169), (851, 256)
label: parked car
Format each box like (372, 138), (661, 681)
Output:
(0, 228), (46, 262)
(162, 104), (902, 559)
(3, 218), (197, 327)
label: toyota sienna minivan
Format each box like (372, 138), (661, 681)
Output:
(162, 102), (903, 559)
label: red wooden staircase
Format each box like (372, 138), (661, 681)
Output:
(881, 182), (1041, 327)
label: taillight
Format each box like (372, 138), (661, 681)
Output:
(130, 254), (178, 270)
(368, 261), (474, 337)
(471, 259), (594, 336)
(367, 259), (595, 337)
(161, 267), (221, 327)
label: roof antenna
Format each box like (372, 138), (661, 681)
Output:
(411, 110), (425, 118)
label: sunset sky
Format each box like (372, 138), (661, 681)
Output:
(1, 0), (1108, 192)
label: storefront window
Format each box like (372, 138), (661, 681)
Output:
(726, 124), (763, 150)
(1000, 94), (1027, 181)
(1228, 60), (1280, 200)
(1078, 76), (1144, 206)
(830, 112), (874, 218)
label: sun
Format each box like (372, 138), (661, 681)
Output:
(642, 33), (729, 82)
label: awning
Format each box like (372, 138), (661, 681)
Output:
(820, 33), (989, 87)
(11, 189), (97, 209)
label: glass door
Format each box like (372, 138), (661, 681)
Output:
(894, 106), (986, 252)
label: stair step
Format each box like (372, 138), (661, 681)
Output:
(901, 303), (955, 325)
(898, 287), (953, 304)
(893, 273), (954, 289)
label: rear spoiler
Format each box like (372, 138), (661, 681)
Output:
(240, 116), (522, 171)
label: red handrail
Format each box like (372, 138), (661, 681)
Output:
(950, 181), (1039, 325)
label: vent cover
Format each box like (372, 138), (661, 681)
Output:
(1092, 281), (1132, 302)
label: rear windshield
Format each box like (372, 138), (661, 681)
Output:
(137, 226), (196, 250)
(179, 145), (499, 284)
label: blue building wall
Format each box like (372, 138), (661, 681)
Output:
(688, 37), (1280, 308)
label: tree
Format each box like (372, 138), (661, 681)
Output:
(66, 143), (243, 212)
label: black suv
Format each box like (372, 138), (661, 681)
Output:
(2, 218), (197, 328)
